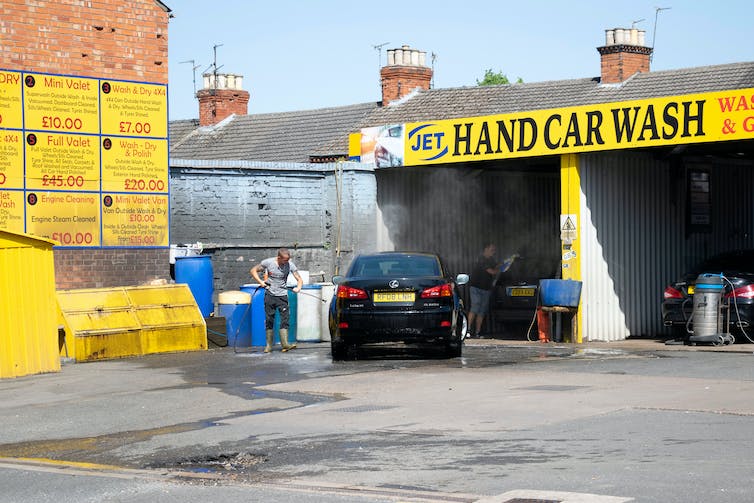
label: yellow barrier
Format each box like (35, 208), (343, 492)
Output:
(0, 230), (60, 379)
(57, 284), (207, 362)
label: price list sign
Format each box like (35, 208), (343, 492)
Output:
(101, 193), (169, 247)
(0, 69), (168, 248)
(0, 72), (24, 231)
(25, 191), (100, 245)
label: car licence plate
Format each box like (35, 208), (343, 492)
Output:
(687, 285), (695, 295)
(508, 287), (535, 297)
(373, 291), (414, 303)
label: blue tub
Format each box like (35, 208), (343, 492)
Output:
(539, 279), (582, 307)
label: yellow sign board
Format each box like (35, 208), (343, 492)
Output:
(26, 191), (100, 246)
(101, 193), (169, 247)
(0, 190), (24, 233)
(101, 137), (168, 193)
(0, 130), (23, 189)
(101, 81), (168, 138)
(361, 88), (754, 167)
(0, 71), (23, 128)
(0, 69), (168, 248)
(23, 73), (100, 134)
(25, 132), (100, 191)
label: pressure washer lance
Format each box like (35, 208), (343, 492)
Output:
(286, 285), (329, 303)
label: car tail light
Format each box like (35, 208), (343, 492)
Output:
(663, 286), (683, 299)
(338, 321), (349, 329)
(726, 284), (754, 299)
(336, 285), (368, 300)
(421, 283), (452, 298)
(440, 320), (451, 327)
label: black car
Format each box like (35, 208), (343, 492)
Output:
(328, 252), (469, 360)
(489, 255), (561, 334)
(662, 249), (754, 341)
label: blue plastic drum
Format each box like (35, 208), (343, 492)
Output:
(175, 255), (214, 316)
(240, 284), (268, 346)
(240, 285), (297, 346)
(217, 291), (252, 347)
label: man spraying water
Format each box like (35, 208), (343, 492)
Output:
(250, 248), (303, 353)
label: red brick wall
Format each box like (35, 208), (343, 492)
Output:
(598, 45), (652, 84)
(54, 248), (169, 290)
(380, 65), (433, 104)
(0, 0), (171, 289)
(197, 88), (250, 126)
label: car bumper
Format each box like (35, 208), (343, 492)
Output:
(332, 309), (455, 344)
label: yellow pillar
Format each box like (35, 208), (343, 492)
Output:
(560, 154), (583, 342)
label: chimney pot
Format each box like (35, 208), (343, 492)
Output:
(597, 27), (652, 84)
(197, 72), (250, 126)
(380, 44), (433, 105)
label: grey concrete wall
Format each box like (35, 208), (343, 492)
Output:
(169, 162), (376, 304)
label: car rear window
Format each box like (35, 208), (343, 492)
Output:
(693, 250), (754, 274)
(350, 255), (441, 277)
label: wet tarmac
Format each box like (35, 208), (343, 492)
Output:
(2, 337), (754, 502)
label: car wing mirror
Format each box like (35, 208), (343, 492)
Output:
(456, 273), (469, 285)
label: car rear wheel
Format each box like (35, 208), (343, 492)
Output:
(331, 341), (349, 361)
(445, 313), (465, 358)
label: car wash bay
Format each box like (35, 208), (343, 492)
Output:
(373, 141), (754, 342)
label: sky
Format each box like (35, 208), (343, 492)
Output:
(166, 0), (752, 121)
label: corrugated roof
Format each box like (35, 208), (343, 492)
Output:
(170, 61), (754, 163)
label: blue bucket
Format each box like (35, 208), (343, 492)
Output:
(539, 279), (582, 307)
(175, 255), (214, 316)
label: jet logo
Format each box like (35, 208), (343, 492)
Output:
(408, 124), (448, 161)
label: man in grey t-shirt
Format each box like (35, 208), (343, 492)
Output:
(250, 247), (303, 353)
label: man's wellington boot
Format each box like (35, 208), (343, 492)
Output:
(263, 329), (274, 353)
(280, 328), (297, 352)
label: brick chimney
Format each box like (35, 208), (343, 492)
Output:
(197, 73), (250, 126)
(380, 45), (432, 104)
(597, 28), (653, 84)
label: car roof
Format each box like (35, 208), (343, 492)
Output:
(354, 251), (440, 259)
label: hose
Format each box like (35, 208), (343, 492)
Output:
(526, 286), (542, 342)
(722, 275), (754, 344)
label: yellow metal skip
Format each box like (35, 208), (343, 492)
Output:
(57, 284), (207, 362)
(0, 231), (60, 379)
(560, 154), (583, 343)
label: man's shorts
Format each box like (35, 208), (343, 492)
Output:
(469, 286), (492, 315)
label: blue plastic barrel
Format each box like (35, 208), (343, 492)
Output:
(539, 279), (583, 307)
(217, 291), (252, 347)
(274, 290), (297, 342)
(175, 255), (214, 316)
(240, 284), (268, 346)
(240, 285), (298, 346)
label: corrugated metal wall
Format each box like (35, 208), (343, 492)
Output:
(375, 163), (561, 282)
(580, 151), (754, 341)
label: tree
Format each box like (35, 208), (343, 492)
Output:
(476, 69), (523, 86)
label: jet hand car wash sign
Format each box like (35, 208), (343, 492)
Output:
(360, 88), (754, 167)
